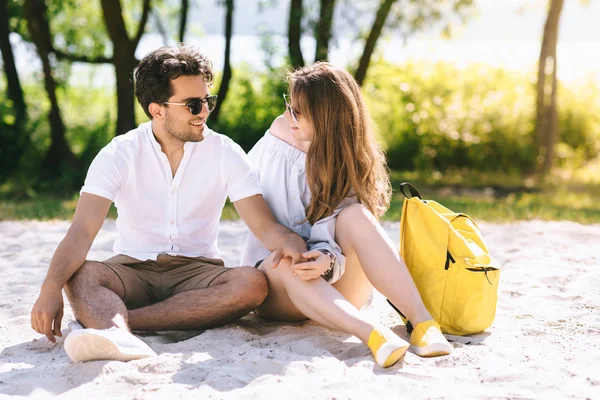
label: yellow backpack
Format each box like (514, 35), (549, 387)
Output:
(388, 183), (500, 336)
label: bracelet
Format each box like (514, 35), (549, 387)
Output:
(319, 249), (336, 281)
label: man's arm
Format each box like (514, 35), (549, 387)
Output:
(31, 193), (112, 342)
(234, 194), (307, 266)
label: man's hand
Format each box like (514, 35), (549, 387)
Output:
(290, 249), (331, 280)
(234, 195), (308, 266)
(29, 193), (110, 341)
(31, 284), (65, 343)
(271, 232), (308, 268)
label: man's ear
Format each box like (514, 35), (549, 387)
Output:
(148, 102), (164, 120)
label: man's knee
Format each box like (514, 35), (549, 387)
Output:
(64, 261), (118, 299)
(219, 267), (268, 309)
(65, 261), (95, 295)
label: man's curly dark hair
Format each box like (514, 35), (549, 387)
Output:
(135, 43), (214, 119)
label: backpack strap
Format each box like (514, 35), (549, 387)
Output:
(386, 299), (414, 334)
(399, 182), (421, 200)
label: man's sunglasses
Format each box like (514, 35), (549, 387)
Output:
(164, 95), (218, 115)
(283, 93), (299, 124)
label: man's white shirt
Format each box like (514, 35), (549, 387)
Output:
(81, 121), (261, 261)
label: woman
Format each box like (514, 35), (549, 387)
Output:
(241, 62), (453, 368)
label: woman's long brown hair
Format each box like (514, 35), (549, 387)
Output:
(288, 62), (392, 225)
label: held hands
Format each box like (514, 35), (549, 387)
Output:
(31, 285), (64, 343)
(271, 233), (308, 268)
(290, 249), (332, 281)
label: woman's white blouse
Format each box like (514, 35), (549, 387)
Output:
(240, 131), (356, 283)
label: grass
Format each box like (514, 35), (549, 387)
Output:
(386, 170), (600, 224)
(1, 170), (599, 224)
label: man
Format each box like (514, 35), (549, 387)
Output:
(30, 43), (307, 363)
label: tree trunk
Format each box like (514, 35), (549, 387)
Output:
(210, 0), (234, 123)
(113, 50), (138, 136)
(354, 0), (397, 86)
(179, 0), (189, 43)
(288, 0), (304, 68)
(100, 0), (151, 136)
(534, 0), (564, 174)
(0, 0), (29, 182)
(24, 0), (79, 180)
(314, 0), (335, 62)
(0, 0), (26, 125)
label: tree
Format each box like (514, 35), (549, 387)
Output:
(100, 0), (151, 135)
(0, 0), (26, 127)
(314, 0), (336, 62)
(354, 0), (396, 86)
(288, 0), (304, 68)
(24, 0), (79, 181)
(534, 0), (565, 174)
(288, 0), (474, 84)
(210, 0), (234, 123)
(179, 0), (189, 43)
(353, 0), (475, 86)
(0, 0), (29, 183)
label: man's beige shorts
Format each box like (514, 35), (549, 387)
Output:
(99, 254), (231, 310)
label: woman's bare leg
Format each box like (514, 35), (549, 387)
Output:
(332, 204), (432, 326)
(256, 253), (376, 344)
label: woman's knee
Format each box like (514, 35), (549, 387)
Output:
(335, 204), (381, 248)
(337, 203), (377, 228)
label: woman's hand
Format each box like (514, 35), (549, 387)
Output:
(291, 249), (332, 280)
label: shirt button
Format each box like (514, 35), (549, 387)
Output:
(170, 220), (174, 225)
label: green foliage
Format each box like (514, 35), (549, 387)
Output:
(2, 59), (599, 227)
(0, 72), (115, 195)
(209, 63), (289, 151)
(57, 79), (116, 166)
(49, 0), (110, 57)
(555, 77), (600, 169)
(0, 101), (26, 183)
(364, 61), (600, 174)
(6, 0), (28, 37)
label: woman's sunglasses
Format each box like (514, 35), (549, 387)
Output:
(164, 95), (218, 115)
(283, 93), (299, 124)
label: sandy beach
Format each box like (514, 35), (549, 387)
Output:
(1, 219), (599, 399)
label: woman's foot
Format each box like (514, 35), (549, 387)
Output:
(409, 320), (454, 357)
(367, 327), (410, 367)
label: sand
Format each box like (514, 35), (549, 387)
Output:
(1, 219), (599, 399)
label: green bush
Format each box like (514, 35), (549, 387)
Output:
(2, 60), (599, 197)
(209, 63), (289, 152)
(364, 61), (599, 174)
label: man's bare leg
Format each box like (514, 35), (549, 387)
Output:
(128, 267), (267, 331)
(65, 263), (268, 331)
(64, 261), (128, 329)
(64, 262), (154, 362)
